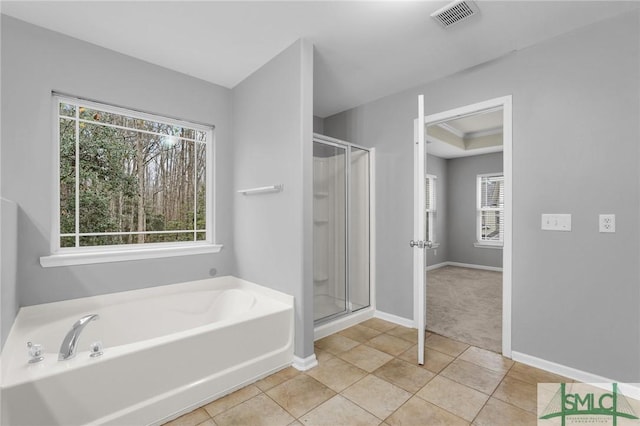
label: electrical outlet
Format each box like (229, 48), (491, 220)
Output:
(599, 214), (615, 233)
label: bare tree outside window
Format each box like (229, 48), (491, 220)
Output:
(58, 98), (211, 249)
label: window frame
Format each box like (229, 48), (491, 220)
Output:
(41, 95), (221, 267)
(476, 172), (504, 248)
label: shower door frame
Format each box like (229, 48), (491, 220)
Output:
(312, 134), (375, 327)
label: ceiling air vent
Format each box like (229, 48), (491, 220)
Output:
(431, 0), (479, 28)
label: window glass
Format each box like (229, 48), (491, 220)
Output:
(477, 174), (504, 244)
(57, 96), (212, 249)
(425, 174), (436, 242)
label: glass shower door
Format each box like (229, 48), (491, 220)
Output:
(349, 147), (370, 312)
(313, 142), (347, 321)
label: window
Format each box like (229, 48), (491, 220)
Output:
(477, 173), (504, 246)
(54, 95), (214, 255)
(425, 174), (436, 243)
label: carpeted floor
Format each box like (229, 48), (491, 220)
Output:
(427, 266), (502, 353)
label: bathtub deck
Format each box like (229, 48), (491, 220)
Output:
(164, 318), (570, 426)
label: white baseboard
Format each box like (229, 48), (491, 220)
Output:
(314, 307), (375, 341)
(511, 351), (640, 399)
(292, 354), (318, 371)
(374, 310), (414, 328)
(426, 262), (448, 271)
(443, 261), (503, 272)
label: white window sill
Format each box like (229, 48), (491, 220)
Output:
(473, 242), (503, 249)
(40, 244), (223, 268)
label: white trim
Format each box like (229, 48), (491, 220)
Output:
(292, 354), (318, 371)
(423, 102), (504, 126)
(446, 261), (503, 272)
(465, 126), (502, 140)
(237, 185), (283, 195)
(369, 148), (377, 314)
(208, 126), (216, 246)
(426, 262), (448, 271)
(53, 92), (214, 131)
(473, 242), (503, 249)
(51, 94), (217, 261)
(476, 173), (504, 245)
(511, 351), (640, 400)
(374, 310), (415, 328)
(502, 95), (513, 358)
(415, 94), (426, 365)
(419, 95), (513, 358)
(314, 307), (375, 341)
(40, 244), (223, 267)
(436, 122), (465, 138)
(426, 261), (502, 272)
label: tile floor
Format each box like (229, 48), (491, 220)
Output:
(164, 318), (572, 426)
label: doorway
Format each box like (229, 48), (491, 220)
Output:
(415, 96), (512, 358)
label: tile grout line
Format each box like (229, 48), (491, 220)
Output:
(467, 349), (519, 424)
(410, 339), (502, 425)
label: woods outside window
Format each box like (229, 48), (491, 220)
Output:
(55, 95), (213, 253)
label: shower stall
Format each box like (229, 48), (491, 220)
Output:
(313, 134), (371, 325)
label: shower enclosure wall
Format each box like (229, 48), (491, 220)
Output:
(313, 134), (371, 324)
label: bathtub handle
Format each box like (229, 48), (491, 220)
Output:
(27, 342), (45, 363)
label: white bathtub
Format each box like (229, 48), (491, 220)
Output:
(1, 276), (294, 425)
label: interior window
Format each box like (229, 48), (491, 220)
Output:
(477, 173), (504, 245)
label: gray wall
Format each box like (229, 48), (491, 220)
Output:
(425, 154), (448, 266)
(313, 116), (325, 134)
(1, 199), (17, 347)
(447, 153), (503, 268)
(325, 10), (640, 382)
(232, 39), (315, 359)
(1, 17), (235, 309)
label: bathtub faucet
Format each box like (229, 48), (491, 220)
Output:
(58, 314), (100, 361)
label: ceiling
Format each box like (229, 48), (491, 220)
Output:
(427, 108), (503, 159)
(2, 1), (638, 118)
(444, 109), (502, 136)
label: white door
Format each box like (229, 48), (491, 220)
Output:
(412, 95), (431, 365)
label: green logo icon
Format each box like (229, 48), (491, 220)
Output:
(539, 383), (639, 425)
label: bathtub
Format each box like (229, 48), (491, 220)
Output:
(1, 276), (294, 425)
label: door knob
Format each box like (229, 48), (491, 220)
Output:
(410, 240), (433, 249)
(409, 240), (425, 248)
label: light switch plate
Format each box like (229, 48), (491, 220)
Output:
(599, 214), (615, 233)
(541, 214), (572, 231)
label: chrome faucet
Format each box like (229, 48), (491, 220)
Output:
(58, 314), (99, 361)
